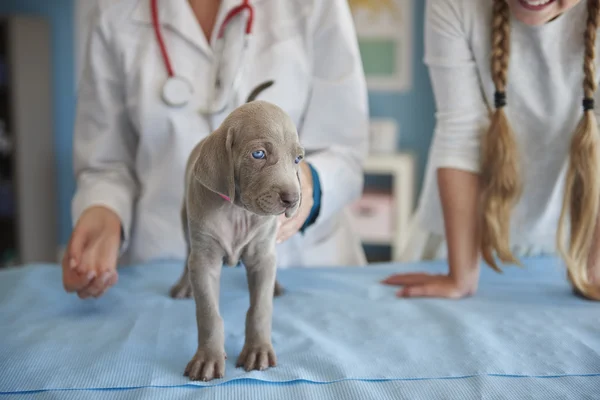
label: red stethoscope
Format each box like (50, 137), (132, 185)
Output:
(151, 0), (254, 110)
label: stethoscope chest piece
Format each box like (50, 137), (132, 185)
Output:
(162, 76), (193, 108)
(151, 0), (253, 110)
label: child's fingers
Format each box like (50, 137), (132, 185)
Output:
(381, 273), (433, 286)
(397, 279), (470, 299)
(397, 283), (443, 298)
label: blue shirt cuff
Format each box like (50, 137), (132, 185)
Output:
(301, 162), (321, 232)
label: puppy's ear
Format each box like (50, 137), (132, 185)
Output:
(193, 126), (235, 202)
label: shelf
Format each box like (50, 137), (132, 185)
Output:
(363, 152), (416, 174)
(350, 152), (417, 263)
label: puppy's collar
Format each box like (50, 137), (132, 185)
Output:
(218, 193), (231, 202)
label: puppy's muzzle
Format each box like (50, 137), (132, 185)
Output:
(279, 191), (300, 209)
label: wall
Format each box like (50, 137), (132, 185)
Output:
(0, 0), (75, 247)
(367, 0), (435, 199)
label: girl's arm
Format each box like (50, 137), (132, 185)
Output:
(437, 168), (480, 292)
(382, 169), (480, 298)
(382, 0), (488, 298)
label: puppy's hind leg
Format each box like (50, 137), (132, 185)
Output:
(170, 203), (193, 299)
(237, 240), (278, 371)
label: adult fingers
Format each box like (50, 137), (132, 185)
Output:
(79, 242), (99, 281)
(276, 224), (299, 244)
(95, 272), (119, 298)
(79, 244), (118, 298)
(63, 233), (95, 293)
(82, 272), (112, 298)
(63, 266), (94, 293)
(67, 228), (88, 273)
(96, 238), (119, 279)
(276, 216), (306, 243)
(81, 271), (117, 298)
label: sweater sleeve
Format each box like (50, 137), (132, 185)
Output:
(424, 0), (490, 174)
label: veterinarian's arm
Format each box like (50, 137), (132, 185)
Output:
(71, 3), (138, 252)
(383, 0), (486, 298)
(297, 0), (369, 228)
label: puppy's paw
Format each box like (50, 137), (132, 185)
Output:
(184, 348), (226, 381)
(169, 279), (192, 299)
(236, 342), (277, 372)
(273, 280), (284, 297)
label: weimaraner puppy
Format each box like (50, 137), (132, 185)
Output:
(169, 83), (304, 381)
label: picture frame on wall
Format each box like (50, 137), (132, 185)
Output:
(348, 0), (413, 92)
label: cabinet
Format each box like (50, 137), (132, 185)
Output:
(349, 153), (416, 263)
(0, 16), (56, 267)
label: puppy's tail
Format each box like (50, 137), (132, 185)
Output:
(246, 80), (275, 103)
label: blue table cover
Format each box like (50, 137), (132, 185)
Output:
(1, 256), (599, 399)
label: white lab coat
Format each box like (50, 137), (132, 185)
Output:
(72, 0), (369, 268)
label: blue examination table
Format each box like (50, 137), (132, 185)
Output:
(1, 256), (599, 399)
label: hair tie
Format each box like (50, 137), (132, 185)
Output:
(494, 91), (507, 108)
(583, 97), (595, 111)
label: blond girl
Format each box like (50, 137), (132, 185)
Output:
(383, 0), (600, 300)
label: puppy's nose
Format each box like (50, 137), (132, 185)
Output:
(279, 192), (299, 207)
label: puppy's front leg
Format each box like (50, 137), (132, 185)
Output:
(184, 240), (227, 382)
(237, 240), (277, 371)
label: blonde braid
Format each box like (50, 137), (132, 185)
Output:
(557, 0), (600, 300)
(480, 0), (522, 272)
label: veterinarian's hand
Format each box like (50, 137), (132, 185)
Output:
(276, 162), (313, 243)
(62, 206), (121, 299)
(381, 272), (478, 299)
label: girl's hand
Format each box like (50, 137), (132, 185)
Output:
(276, 162), (314, 243)
(385, 168), (481, 299)
(381, 270), (479, 299)
(61, 206), (121, 299)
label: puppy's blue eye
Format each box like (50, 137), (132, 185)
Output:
(294, 155), (303, 164)
(252, 150), (266, 159)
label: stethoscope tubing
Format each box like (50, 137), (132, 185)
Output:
(150, 0), (253, 114)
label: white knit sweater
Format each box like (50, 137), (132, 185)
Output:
(412, 0), (598, 256)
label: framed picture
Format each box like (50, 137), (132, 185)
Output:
(348, 0), (413, 92)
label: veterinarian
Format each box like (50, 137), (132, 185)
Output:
(63, 0), (369, 299)
(383, 0), (600, 300)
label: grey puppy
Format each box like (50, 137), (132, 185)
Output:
(169, 83), (304, 382)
